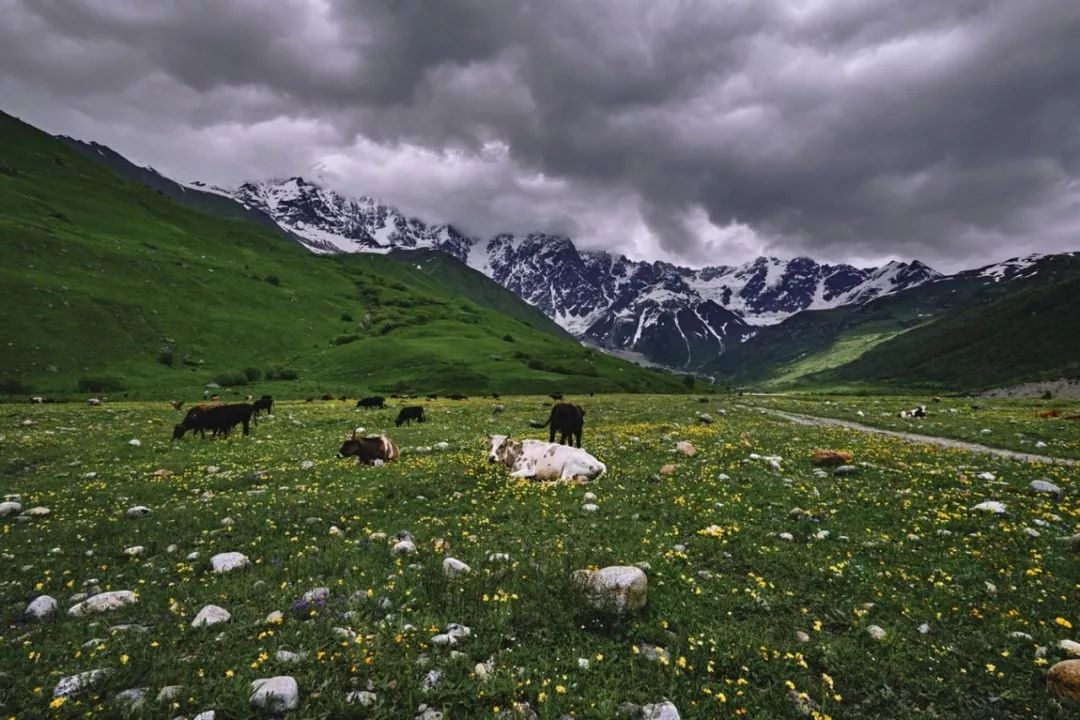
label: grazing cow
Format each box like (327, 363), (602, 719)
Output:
(395, 406), (426, 427)
(321, 393), (334, 401)
(530, 402), (586, 447)
(549, 392), (564, 401)
(336, 431), (399, 465)
(486, 434), (606, 482)
(492, 403), (506, 417)
(426, 394), (438, 401)
(448, 393), (468, 400)
(356, 396), (386, 410)
(173, 403), (253, 440)
(492, 392), (501, 399)
(252, 395), (273, 418)
(1037, 409), (1061, 419)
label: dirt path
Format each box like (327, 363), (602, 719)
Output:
(760, 408), (1078, 466)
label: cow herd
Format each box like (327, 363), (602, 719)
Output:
(166, 394), (607, 482)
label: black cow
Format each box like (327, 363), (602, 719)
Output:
(549, 392), (564, 401)
(356, 396), (386, 409)
(530, 402), (586, 448)
(448, 393), (468, 400)
(173, 403), (254, 439)
(395, 406), (426, 427)
(253, 395), (273, 418)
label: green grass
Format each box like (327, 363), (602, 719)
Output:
(762, 328), (910, 389)
(0, 111), (681, 398)
(1, 396), (1077, 718)
(744, 394), (1080, 459)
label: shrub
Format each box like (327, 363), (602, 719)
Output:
(502, 334), (515, 343)
(214, 371), (249, 387)
(0, 378), (29, 394)
(265, 275), (281, 286)
(77, 375), (125, 393)
(267, 366), (299, 381)
(333, 334), (359, 346)
(340, 312), (354, 322)
(243, 367), (262, 381)
(683, 375), (696, 390)
(527, 358), (547, 371)
(156, 349), (175, 366)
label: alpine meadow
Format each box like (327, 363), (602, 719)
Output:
(2, 2), (1080, 719)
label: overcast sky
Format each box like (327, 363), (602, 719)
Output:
(3, 0), (1079, 271)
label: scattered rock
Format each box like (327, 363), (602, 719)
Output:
(582, 503), (599, 513)
(393, 540), (417, 556)
(1048, 659), (1080, 704)
(157, 685), (183, 703)
(25, 595), (58, 620)
(833, 465), (859, 476)
(918, 623), (931, 635)
(25, 506), (51, 517)
(250, 676), (299, 713)
(114, 687), (148, 713)
(300, 460), (315, 471)
(431, 623), (471, 647)
(675, 441), (695, 457)
(128, 438), (141, 447)
(1060, 639), (1080, 657)
(642, 701), (681, 720)
(191, 605), (231, 627)
(422, 669), (445, 690)
(69, 590), (137, 616)
(124, 546), (145, 557)
(795, 631), (810, 643)
(276, 650), (305, 664)
(971, 500), (1006, 514)
(866, 625), (887, 641)
(125, 505), (151, 518)
(210, 551), (250, 573)
(1030, 479), (1062, 497)
(698, 414), (714, 424)
(443, 557), (471, 578)
(54, 669), (110, 698)
(659, 464), (676, 475)
(0, 501), (22, 517)
(347, 690), (377, 706)
(574, 565), (648, 617)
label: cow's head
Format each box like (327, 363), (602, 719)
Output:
(337, 429), (362, 458)
(486, 434), (521, 467)
(171, 424), (186, 440)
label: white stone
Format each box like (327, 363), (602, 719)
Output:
(574, 566), (648, 617)
(157, 685), (183, 703)
(300, 460), (315, 471)
(210, 552), (250, 573)
(114, 687), (148, 711)
(778, 532), (794, 541)
(977, 471), (996, 481)
(918, 623), (931, 635)
(583, 492), (597, 502)
(124, 546), (145, 557)
(1030, 479), (1062, 496)
(125, 506), (151, 518)
(276, 650), (305, 664)
(54, 669), (109, 697)
(25, 506), (50, 517)
(867, 625), (887, 641)
(582, 503), (599, 513)
(191, 604), (231, 627)
(193, 711), (216, 720)
(128, 438), (141, 447)
(1060, 639), (1080, 656)
(392, 540), (417, 556)
(347, 690), (377, 706)
(265, 610), (283, 624)
(487, 552), (511, 563)
(250, 676), (299, 713)
(443, 557), (471, 578)
(675, 441), (695, 456)
(0, 501), (22, 517)
(642, 701), (681, 720)
(69, 590), (137, 616)
(971, 500), (1006, 514)
(25, 595), (58, 620)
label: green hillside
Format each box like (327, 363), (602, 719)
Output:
(0, 110), (682, 398)
(813, 271), (1080, 390)
(709, 256), (1080, 391)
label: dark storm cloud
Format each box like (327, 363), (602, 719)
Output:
(2, 0), (1078, 270)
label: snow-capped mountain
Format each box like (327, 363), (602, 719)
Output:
(212, 176), (942, 367)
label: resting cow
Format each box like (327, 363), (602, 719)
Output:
(486, 434), (606, 482)
(337, 431), (399, 465)
(530, 402), (586, 447)
(356, 396), (386, 410)
(395, 406), (426, 427)
(173, 403), (253, 440)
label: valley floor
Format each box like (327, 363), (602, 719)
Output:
(1, 395), (1078, 719)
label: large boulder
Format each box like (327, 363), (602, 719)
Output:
(69, 590), (137, 616)
(26, 595), (58, 620)
(250, 676), (299, 713)
(574, 566), (648, 617)
(1047, 659), (1080, 704)
(210, 552), (251, 573)
(191, 605), (231, 627)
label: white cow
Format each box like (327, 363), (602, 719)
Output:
(486, 435), (606, 482)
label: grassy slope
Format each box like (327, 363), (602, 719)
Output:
(1, 397), (1077, 719)
(814, 273), (1080, 390)
(390, 248), (575, 341)
(710, 257), (1080, 392)
(0, 111), (682, 398)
